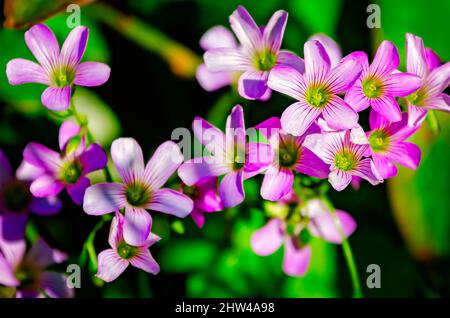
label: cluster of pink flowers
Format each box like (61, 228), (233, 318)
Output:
(1, 5), (449, 297)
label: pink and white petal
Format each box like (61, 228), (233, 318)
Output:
(16, 160), (45, 181)
(29, 196), (62, 216)
(40, 272), (74, 298)
(250, 218), (284, 256)
(60, 26), (88, 67)
(267, 65), (307, 100)
(204, 47), (251, 72)
(388, 141), (421, 170)
(384, 72), (422, 97)
(344, 82), (370, 112)
(283, 238), (311, 277)
(23, 142), (61, 174)
(226, 105), (246, 150)
(6, 58), (49, 85)
(96, 249), (129, 283)
(0, 149), (13, 185)
(425, 48), (440, 71)
(66, 176), (90, 205)
(190, 208), (206, 228)
(83, 183), (126, 215)
(258, 87), (272, 101)
(304, 40), (331, 85)
(295, 148), (330, 179)
(41, 86), (71, 111)
(245, 142), (274, 176)
(111, 138), (145, 184)
(372, 154), (398, 179)
(229, 5), (262, 52)
(322, 97), (359, 130)
(25, 238), (67, 269)
(342, 51), (369, 72)
(238, 71), (269, 100)
(108, 212), (124, 249)
(177, 159), (230, 186)
(144, 232), (161, 247)
(371, 96), (402, 122)
(196, 64), (234, 92)
(425, 63), (450, 96)
(407, 104), (428, 127)
(74, 62), (111, 87)
(424, 94), (450, 112)
(0, 253), (19, 286)
(0, 217), (26, 267)
(406, 33), (428, 77)
(261, 166), (293, 201)
(196, 188), (222, 213)
(388, 112), (419, 141)
(192, 117), (226, 157)
(369, 108), (390, 130)
(129, 249), (160, 275)
(58, 121), (81, 151)
(255, 117), (282, 139)
(262, 10), (288, 52)
(300, 198), (327, 218)
(79, 144), (107, 174)
(24, 24), (59, 72)
(353, 158), (383, 186)
(147, 188), (193, 218)
(30, 175), (64, 197)
(200, 25), (237, 50)
(123, 207), (152, 246)
(309, 34), (342, 67)
(328, 169), (352, 191)
(350, 125), (369, 145)
(276, 50), (305, 73)
(303, 132), (343, 165)
(370, 40), (400, 77)
(308, 210), (356, 243)
(281, 102), (321, 136)
(218, 170), (244, 208)
(327, 58), (362, 93)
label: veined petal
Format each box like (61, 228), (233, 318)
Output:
(295, 147), (330, 179)
(262, 10), (288, 52)
(60, 26), (88, 67)
(322, 96), (359, 130)
(204, 47), (251, 72)
(388, 142), (421, 170)
(425, 62), (450, 96)
(280, 101), (321, 136)
(200, 25), (237, 50)
(283, 238), (311, 277)
(309, 34), (342, 67)
(303, 132), (342, 165)
(123, 207), (152, 246)
(193, 117), (226, 157)
(96, 249), (129, 283)
(327, 58), (362, 93)
(238, 71), (269, 99)
(308, 210), (356, 243)
(304, 40), (330, 85)
(226, 105), (246, 151)
(425, 48), (440, 71)
(408, 104), (428, 127)
(24, 24), (59, 72)
(250, 218), (284, 256)
(111, 138), (145, 184)
(328, 169), (352, 191)
(353, 158), (383, 186)
(218, 170), (244, 208)
(74, 62), (111, 87)
(255, 117), (281, 139)
(129, 249), (160, 275)
(384, 72), (422, 97)
(177, 158), (230, 186)
(23, 142), (61, 174)
(372, 154), (398, 179)
(229, 5), (262, 52)
(371, 95), (402, 122)
(267, 66), (306, 100)
(41, 86), (71, 111)
(370, 40), (400, 77)
(147, 188), (193, 218)
(6, 59), (49, 85)
(245, 142), (273, 178)
(406, 33), (428, 77)
(40, 272), (74, 298)
(30, 175), (64, 197)
(276, 50), (305, 73)
(344, 82), (370, 112)
(261, 166), (293, 201)
(108, 212), (124, 249)
(83, 183), (126, 215)
(196, 64), (233, 92)
(423, 95), (450, 112)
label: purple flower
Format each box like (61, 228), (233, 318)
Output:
(178, 105), (273, 208)
(83, 138), (193, 246)
(6, 24), (111, 111)
(22, 121), (107, 205)
(180, 177), (223, 228)
(268, 40), (362, 136)
(0, 149), (61, 241)
(405, 33), (450, 126)
(204, 6), (304, 100)
(96, 212), (160, 283)
(345, 40), (422, 122)
(304, 129), (383, 191)
(0, 236), (73, 298)
(255, 117), (329, 201)
(367, 110), (421, 179)
(309, 33), (342, 67)
(251, 194), (356, 277)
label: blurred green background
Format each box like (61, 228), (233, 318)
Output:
(0, 0), (449, 297)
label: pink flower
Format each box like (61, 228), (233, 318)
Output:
(22, 121), (107, 205)
(0, 149), (61, 241)
(251, 194), (356, 277)
(345, 40), (422, 122)
(178, 105), (273, 208)
(309, 33), (342, 67)
(404, 33), (450, 126)
(204, 6), (304, 100)
(180, 177), (223, 228)
(83, 138), (193, 246)
(304, 129), (383, 191)
(367, 110), (421, 179)
(0, 236), (73, 298)
(96, 212), (160, 283)
(268, 40), (363, 136)
(255, 117), (329, 201)
(6, 24), (111, 111)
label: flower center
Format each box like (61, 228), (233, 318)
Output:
(362, 76), (384, 98)
(278, 140), (300, 168)
(15, 263), (40, 290)
(334, 151), (357, 171)
(51, 66), (76, 88)
(125, 183), (151, 207)
(369, 129), (390, 152)
(1, 180), (32, 213)
(254, 49), (277, 71)
(183, 185), (199, 199)
(117, 241), (139, 259)
(306, 85), (330, 108)
(59, 160), (83, 184)
(406, 87), (426, 107)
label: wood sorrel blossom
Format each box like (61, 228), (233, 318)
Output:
(255, 117), (329, 201)
(0, 236), (72, 298)
(204, 6), (304, 100)
(304, 129), (383, 191)
(251, 194), (356, 277)
(22, 121), (107, 205)
(0, 150), (61, 242)
(6, 24), (111, 111)
(367, 110), (421, 179)
(268, 40), (363, 137)
(404, 33), (450, 126)
(344, 41), (422, 122)
(83, 138), (193, 246)
(178, 105), (273, 208)
(96, 213), (160, 283)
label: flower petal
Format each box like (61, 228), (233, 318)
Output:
(41, 86), (71, 111)
(196, 64), (233, 92)
(276, 50), (305, 73)
(229, 5), (262, 52)
(29, 196), (62, 216)
(66, 176), (90, 205)
(295, 147), (330, 179)
(408, 104), (428, 127)
(200, 25), (237, 50)
(371, 95), (402, 122)
(344, 82), (370, 112)
(327, 58), (362, 93)
(0, 213), (27, 242)
(218, 170), (244, 208)
(24, 24), (59, 72)
(262, 10), (288, 52)
(372, 154), (398, 179)
(406, 33), (428, 78)
(25, 238), (67, 269)
(74, 62), (111, 87)
(129, 249), (160, 275)
(192, 117), (226, 158)
(111, 138), (145, 184)
(425, 62), (450, 96)
(0, 253), (19, 286)
(190, 208), (206, 228)
(255, 117), (281, 139)
(425, 48), (440, 71)
(250, 218), (284, 256)
(58, 121), (81, 151)
(96, 249), (129, 283)
(238, 70), (269, 99)
(16, 160), (45, 181)
(384, 72), (422, 97)
(123, 207), (152, 246)
(267, 65), (306, 100)
(261, 166), (293, 201)
(308, 210), (356, 243)
(80, 144), (108, 174)
(281, 101), (321, 136)
(60, 26), (88, 67)
(388, 141), (421, 170)
(177, 159), (230, 186)
(30, 175), (64, 197)
(0, 149), (13, 186)
(40, 272), (74, 298)
(108, 212), (124, 249)
(245, 142), (273, 179)
(353, 158), (383, 186)
(0, 219), (26, 267)
(304, 40), (330, 84)
(283, 238), (311, 277)
(6, 58), (49, 85)
(309, 34), (342, 67)
(147, 188), (193, 218)
(370, 40), (400, 77)
(303, 131), (345, 165)
(23, 142), (61, 174)
(204, 47), (251, 72)
(83, 183), (126, 215)
(322, 96), (359, 130)
(226, 105), (246, 151)
(328, 169), (352, 191)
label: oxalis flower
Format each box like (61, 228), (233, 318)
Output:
(268, 40), (363, 136)
(96, 212), (160, 283)
(255, 117), (329, 201)
(304, 129), (383, 191)
(83, 138), (193, 246)
(204, 5), (304, 100)
(251, 193), (356, 277)
(404, 33), (450, 126)
(0, 236), (73, 298)
(178, 105), (273, 208)
(6, 24), (111, 111)
(22, 121), (107, 205)
(367, 110), (421, 179)
(0, 150), (61, 241)
(344, 40), (422, 122)
(180, 177), (223, 228)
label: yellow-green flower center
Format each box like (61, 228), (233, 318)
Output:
(278, 139), (300, 168)
(369, 129), (390, 152)
(334, 151), (357, 171)
(2, 180), (32, 213)
(52, 66), (76, 88)
(406, 87), (427, 107)
(306, 85), (330, 108)
(59, 160), (83, 184)
(254, 49), (277, 71)
(117, 241), (139, 259)
(125, 182), (151, 207)
(362, 76), (384, 98)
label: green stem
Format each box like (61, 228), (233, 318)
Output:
(322, 196), (363, 298)
(80, 214), (113, 270)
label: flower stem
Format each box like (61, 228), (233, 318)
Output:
(322, 196), (364, 298)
